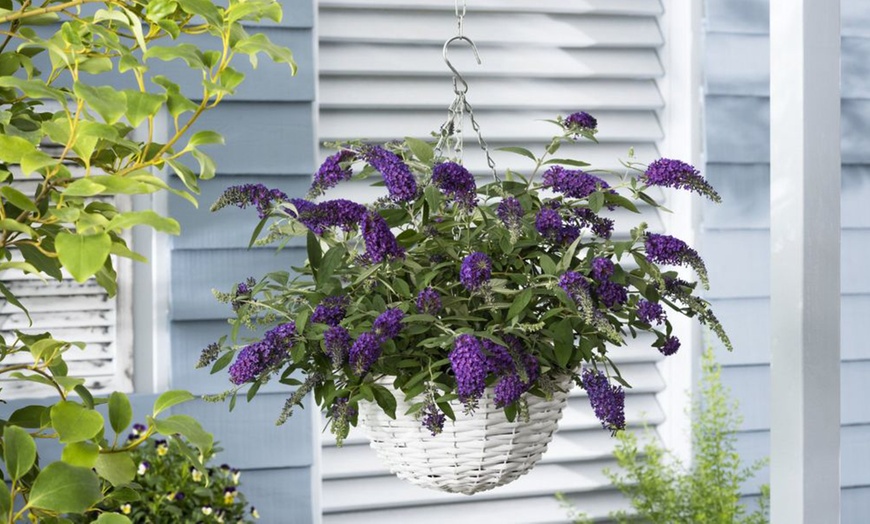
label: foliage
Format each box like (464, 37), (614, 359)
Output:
(79, 428), (259, 523)
(0, 0), (294, 518)
(561, 349), (770, 523)
(203, 114), (731, 444)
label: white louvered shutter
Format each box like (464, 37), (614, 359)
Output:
(0, 163), (133, 400)
(317, 1), (667, 521)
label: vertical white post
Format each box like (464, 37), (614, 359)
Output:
(770, 1), (840, 522)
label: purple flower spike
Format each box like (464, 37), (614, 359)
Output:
(596, 281), (628, 309)
(558, 271), (590, 304)
(637, 300), (666, 325)
(591, 257), (615, 281)
(311, 295), (349, 326)
(432, 161), (477, 210)
(460, 252), (492, 291)
(364, 146), (417, 203)
(494, 374), (525, 408)
(288, 199), (366, 235)
(311, 150), (355, 196)
(642, 158), (721, 203)
(213, 184), (288, 219)
(542, 165), (610, 200)
(228, 322), (296, 385)
(362, 211), (405, 263)
(416, 287), (442, 316)
(349, 332), (382, 376)
(535, 208), (563, 240)
(497, 197), (524, 232)
(449, 334), (487, 404)
(644, 233), (709, 287)
(323, 326), (352, 367)
(575, 208), (614, 239)
(564, 111), (598, 132)
(422, 402), (446, 436)
(660, 336), (681, 356)
(373, 308), (404, 342)
(581, 368), (625, 434)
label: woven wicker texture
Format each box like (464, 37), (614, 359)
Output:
(360, 377), (573, 495)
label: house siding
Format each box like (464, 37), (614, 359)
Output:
(702, 0), (870, 520)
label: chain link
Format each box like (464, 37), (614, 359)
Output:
(455, 0), (466, 37)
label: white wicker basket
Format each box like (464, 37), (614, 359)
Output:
(359, 376), (573, 495)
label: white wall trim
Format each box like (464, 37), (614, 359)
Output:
(654, 0), (704, 466)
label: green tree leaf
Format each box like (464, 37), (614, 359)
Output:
(145, 45), (205, 69)
(20, 150), (59, 176)
(151, 414), (213, 455)
(95, 452), (136, 487)
(73, 82), (127, 124)
(0, 76), (66, 103)
(50, 400), (104, 443)
(95, 514), (133, 524)
(106, 210), (181, 235)
(55, 232), (112, 283)
(152, 390), (195, 416)
(9, 405), (48, 429)
(0, 185), (38, 212)
(507, 288), (533, 322)
(177, 0), (223, 28)
(3, 425), (37, 480)
(0, 477), (10, 522)
(63, 178), (108, 197)
(123, 90), (166, 128)
(108, 392), (133, 435)
(187, 130), (224, 147)
(405, 137), (434, 164)
(191, 149), (216, 180)
(61, 441), (100, 468)
(497, 146), (537, 162)
(28, 462), (101, 513)
(233, 33), (295, 71)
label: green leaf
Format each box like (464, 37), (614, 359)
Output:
(307, 231), (322, 279)
(55, 232), (112, 283)
(50, 400), (104, 443)
(144, 44), (205, 69)
(497, 146), (537, 162)
(106, 210), (181, 235)
(553, 318), (574, 368)
(187, 130), (224, 148)
(20, 150), (59, 176)
(63, 178), (108, 197)
(95, 514), (133, 524)
(233, 33), (296, 71)
(73, 82), (127, 124)
(0, 186), (37, 214)
(9, 405), (48, 429)
(165, 158), (200, 194)
(543, 158), (591, 168)
(318, 246), (345, 284)
(507, 288), (533, 322)
(152, 390), (195, 416)
(226, 0), (282, 23)
(0, 218), (36, 237)
(0, 477), (10, 521)
(191, 149), (216, 180)
(123, 90), (166, 128)
(177, 0), (223, 27)
(61, 441), (100, 468)
(94, 452), (136, 487)
(588, 191), (605, 213)
(151, 414), (213, 455)
(0, 76), (66, 103)
(0, 281), (30, 322)
(108, 392), (133, 435)
(371, 385), (397, 419)
(28, 462), (101, 513)
(3, 425), (37, 480)
(405, 137), (434, 164)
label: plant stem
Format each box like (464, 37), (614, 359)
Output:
(0, 0), (108, 24)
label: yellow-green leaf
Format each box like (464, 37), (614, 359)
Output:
(55, 232), (112, 283)
(29, 462), (101, 513)
(0, 135), (37, 163)
(0, 186), (38, 212)
(3, 425), (37, 480)
(50, 400), (104, 443)
(123, 90), (166, 128)
(73, 82), (127, 124)
(95, 452), (136, 487)
(61, 441), (100, 468)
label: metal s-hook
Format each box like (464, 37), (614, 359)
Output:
(443, 35), (481, 95)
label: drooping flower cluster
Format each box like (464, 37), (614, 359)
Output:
(486, 336), (540, 408)
(644, 233), (709, 287)
(460, 252), (492, 291)
(311, 150), (356, 196)
(660, 336), (681, 356)
(590, 257), (627, 309)
(289, 198), (367, 235)
(432, 161), (477, 210)
(575, 208), (614, 239)
(563, 111), (598, 133)
(416, 287), (442, 316)
(212, 183), (289, 219)
(373, 308), (404, 341)
(364, 145), (418, 203)
(636, 299), (666, 325)
(497, 196), (524, 234)
(312, 295), (349, 326)
(362, 211), (405, 263)
(558, 271), (592, 307)
(229, 322), (297, 385)
(323, 326), (352, 368)
(542, 165), (611, 200)
(449, 334), (488, 406)
(349, 332), (381, 376)
(642, 158), (721, 203)
(330, 397), (356, 445)
(421, 401), (446, 436)
(581, 368), (625, 434)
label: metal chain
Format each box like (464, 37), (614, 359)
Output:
(455, 0), (466, 37)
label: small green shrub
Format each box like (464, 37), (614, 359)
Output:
(84, 425), (258, 523)
(560, 349), (769, 523)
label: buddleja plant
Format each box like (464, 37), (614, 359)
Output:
(203, 113), (731, 445)
(0, 0), (293, 519)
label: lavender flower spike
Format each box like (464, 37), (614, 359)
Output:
(432, 161), (477, 210)
(416, 287), (442, 316)
(563, 111), (598, 133)
(211, 184), (288, 219)
(449, 334), (487, 405)
(642, 158), (721, 203)
(460, 252), (492, 291)
(364, 145), (417, 203)
(349, 332), (382, 376)
(581, 368), (625, 434)
(310, 150), (355, 196)
(362, 211), (405, 263)
(373, 308), (404, 342)
(644, 233), (710, 288)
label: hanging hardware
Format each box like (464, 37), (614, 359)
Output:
(443, 35), (480, 96)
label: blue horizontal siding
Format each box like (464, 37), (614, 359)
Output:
(241, 467), (315, 524)
(705, 0), (870, 36)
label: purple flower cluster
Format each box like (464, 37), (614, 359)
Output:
(228, 322), (297, 385)
(542, 165), (610, 200)
(311, 150), (355, 195)
(364, 146), (417, 203)
(422, 402), (446, 436)
(432, 161), (477, 210)
(581, 368), (625, 434)
(563, 111), (598, 132)
(660, 336), (681, 356)
(362, 211), (405, 263)
(311, 295), (349, 326)
(482, 339), (514, 375)
(596, 281), (628, 309)
(591, 257), (614, 281)
(323, 326), (352, 367)
(289, 199), (367, 235)
(213, 184), (288, 219)
(535, 207), (580, 245)
(481, 336), (539, 407)
(497, 197), (524, 232)
(373, 308), (404, 341)
(449, 334), (487, 404)
(559, 271), (591, 304)
(416, 287), (442, 316)
(575, 208), (614, 239)
(460, 252), (492, 291)
(636, 300), (666, 325)
(642, 158), (721, 203)
(644, 233), (709, 286)
(349, 332), (382, 376)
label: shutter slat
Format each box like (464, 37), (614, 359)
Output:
(319, 0), (661, 16)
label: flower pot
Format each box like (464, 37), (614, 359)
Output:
(358, 376), (573, 495)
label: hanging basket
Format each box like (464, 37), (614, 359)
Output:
(359, 375), (573, 495)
